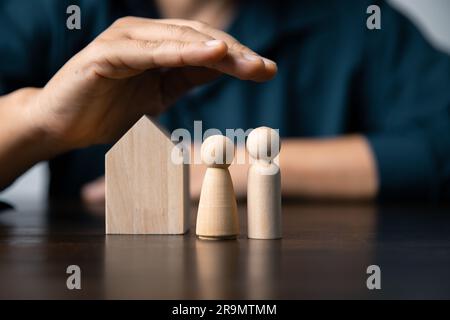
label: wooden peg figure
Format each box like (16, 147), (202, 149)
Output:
(246, 127), (282, 239)
(196, 135), (239, 240)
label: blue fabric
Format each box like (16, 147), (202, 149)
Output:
(1, 0), (449, 201)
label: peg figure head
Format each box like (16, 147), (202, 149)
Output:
(246, 127), (280, 162)
(201, 135), (235, 168)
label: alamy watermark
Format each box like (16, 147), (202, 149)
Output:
(66, 265), (81, 290)
(65, 4), (382, 33)
(366, 5), (381, 30)
(366, 264), (381, 290)
(66, 5), (81, 30)
(169, 121), (280, 173)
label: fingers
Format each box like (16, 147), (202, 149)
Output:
(87, 17), (277, 81)
(160, 19), (255, 54)
(110, 18), (215, 43)
(158, 19), (278, 81)
(209, 52), (273, 82)
(85, 39), (228, 79)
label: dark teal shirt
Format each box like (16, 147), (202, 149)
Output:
(1, 0), (450, 201)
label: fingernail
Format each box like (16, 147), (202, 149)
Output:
(205, 40), (224, 47)
(243, 53), (260, 61)
(263, 58), (277, 66)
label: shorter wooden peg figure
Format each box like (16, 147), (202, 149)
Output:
(196, 135), (239, 240)
(246, 127), (282, 239)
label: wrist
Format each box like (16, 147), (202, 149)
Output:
(17, 88), (67, 159)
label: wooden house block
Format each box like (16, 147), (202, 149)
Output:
(105, 115), (190, 234)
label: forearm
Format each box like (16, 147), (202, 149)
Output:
(230, 135), (379, 200)
(191, 135), (378, 200)
(280, 135), (378, 200)
(83, 135), (378, 206)
(0, 88), (58, 190)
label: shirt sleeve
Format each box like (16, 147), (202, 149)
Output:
(363, 2), (450, 201)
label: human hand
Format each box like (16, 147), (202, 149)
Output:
(28, 17), (277, 152)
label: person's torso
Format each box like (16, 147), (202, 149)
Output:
(0, 0), (376, 197)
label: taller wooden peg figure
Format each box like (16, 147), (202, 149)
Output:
(246, 127), (282, 239)
(196, 135), (239, 240)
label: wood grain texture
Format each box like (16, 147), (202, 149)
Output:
(105, 115), (189, 234)
(196, 135), (239, 240)
(196, 167), (239, 239)
(4, 200), (450, 299)
(247, 163), (282, 239)
(246, 127), (282, 239)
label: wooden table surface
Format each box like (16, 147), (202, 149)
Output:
(0, 199), (450, 299)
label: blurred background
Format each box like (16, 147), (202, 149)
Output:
(1, 0), (450, 210)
